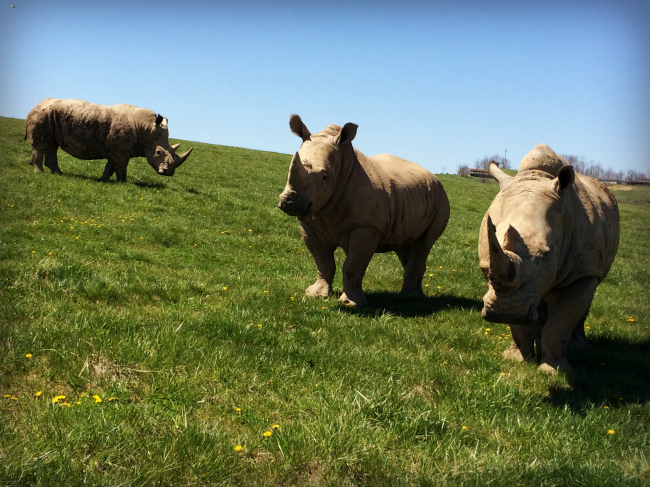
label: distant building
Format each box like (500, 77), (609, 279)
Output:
(628, 178), (650, 186)
(469, 168), (490, 178)
(599, 178), (622, 185)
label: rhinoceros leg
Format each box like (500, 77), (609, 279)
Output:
(397, 238), (433, 297)
(100, 158), (117, 182)
(569, 309), (591, 350)
(503, 325), (537, 362)
(44, 147), (61, 174)
(301, 222), (335, 298)
(339, 227), (381, 307)
(538, 277), (598, 375)
(29, 148), (45, 172)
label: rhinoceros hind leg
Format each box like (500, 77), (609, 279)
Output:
(29, 148), (45, 172)
(397, 240), (431, 297)
(100, 159), (116, 182)
(301, 222), (335, 299)
(503, 324), (536, 362)
(44, 148), (61, 174)
(339, 228), (380, 307)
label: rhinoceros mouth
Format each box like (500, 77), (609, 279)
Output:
(481, 302), (538, 325)
(278, 199), (313, 218)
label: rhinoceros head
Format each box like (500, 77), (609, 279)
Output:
(278, 114), (357, 218)
(479, 149), (575, 325)
(144, 115), (193, 177)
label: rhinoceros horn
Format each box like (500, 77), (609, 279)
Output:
(489, 161), (513, 190)
(487, 216), (520, 288)
(170, 143), (181, 153)
(172, 147), (193, 168)
(288, 152), (304, 188)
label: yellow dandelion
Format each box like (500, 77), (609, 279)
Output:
(108, 397), (118, 402)
(235, 407), (241, 413)
(60, 402), (71, 407)
(75, 401), (81, 405)
(34, 391), (42, 397)
(194, 243), (198, 247)
(263, 290), (269, 295)
(48, 252), (53, 255)
(258, 324), (262, 328)
(627, 317), (635, 322)
(93, 395), (102, 403)
(461, 425), (468, 430)
(290, 296), (295, 301)
(603, 406), (609, 409)
(139, 237), (143, 240)
(437, 286), (441, 289)
(607, 429), (615, 435)
(439, 265), (443, 269)
(263, 430), (272, 437)
(223, 286), (228, 290)
(272, 424), (280, 429)
(248, 245), (252, 249)
(301, 249), (305, 252)
(500, 372), (505, 376)
(10, 396), (17, 400)
(429, 273), (433, 277)
(31, 250), (35, 253)
(52, 395), (66, 403)
(248, 229), (252, 232)
(425, 284), (429, 287)
(3, 394), (10, 398)
(80, 392), (87, 398)
(234, 445), (243, 452)
(25, 353), (32, 358)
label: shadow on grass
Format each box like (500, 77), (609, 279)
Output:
(63, 172), (166, 189)
(545, 335), (650, 412)
(341, 292), (483, 319)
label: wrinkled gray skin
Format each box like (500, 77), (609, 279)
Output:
(25, 98), (193, 182)
(479, 144), (619, 374)
(278, 115), (450, 306)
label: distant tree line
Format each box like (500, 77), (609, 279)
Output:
(457, 153), (648, 182)
(561, 155), (648, 183)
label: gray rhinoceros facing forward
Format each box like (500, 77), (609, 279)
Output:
(25, 98), (193, 182)
(278, 115), (450, 307)
(479, 144), (619, 374)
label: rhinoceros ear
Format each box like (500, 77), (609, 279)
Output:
(290, 114), (311, 142)
(555, 165), (575, 193)
(337, 123), (358, 145)
(155, 114), (164, 126)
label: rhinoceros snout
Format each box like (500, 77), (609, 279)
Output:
(278, 191), (313, 217)
(482, 302), (537, 326)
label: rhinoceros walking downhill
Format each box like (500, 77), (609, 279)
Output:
(479, 144), (619, 374)
(25, 98), (193, 182)
(278, 115), (450, 307)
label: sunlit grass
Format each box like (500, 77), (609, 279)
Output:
(1, 116), (648, 485)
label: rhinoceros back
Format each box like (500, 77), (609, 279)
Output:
(360, 152), (449, 248)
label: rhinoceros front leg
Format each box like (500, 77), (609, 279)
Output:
(538, 277), (598, 375)
(503, 324), (538, 362)
(301, 223), (335, 298)
(340, 227), (381, 307)
(100, 158), (116, 182)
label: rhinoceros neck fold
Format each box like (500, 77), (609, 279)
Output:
(318, 145), (359, 215)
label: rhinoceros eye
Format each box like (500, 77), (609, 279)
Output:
(321, 173), (328, 181)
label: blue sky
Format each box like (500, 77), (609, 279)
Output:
(1, 0), (648, 174)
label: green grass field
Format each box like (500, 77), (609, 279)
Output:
(1, 115), (648, 485)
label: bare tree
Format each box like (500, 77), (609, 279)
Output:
(457, 165), (470, 177)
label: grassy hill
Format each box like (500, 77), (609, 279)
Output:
(1, 115), (648, 485)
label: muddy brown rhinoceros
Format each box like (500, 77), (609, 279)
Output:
(278, 114), (450, 306)
(25, 98), (193, 182)
(479, 144), (619, 374)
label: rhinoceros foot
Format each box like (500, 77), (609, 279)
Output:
(339, 290), (368, 307)
(305, 279), (332, 299)
(399, 287), (425, 298)
(503, 342), (529, 362)
(539, 359), (573, 375)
